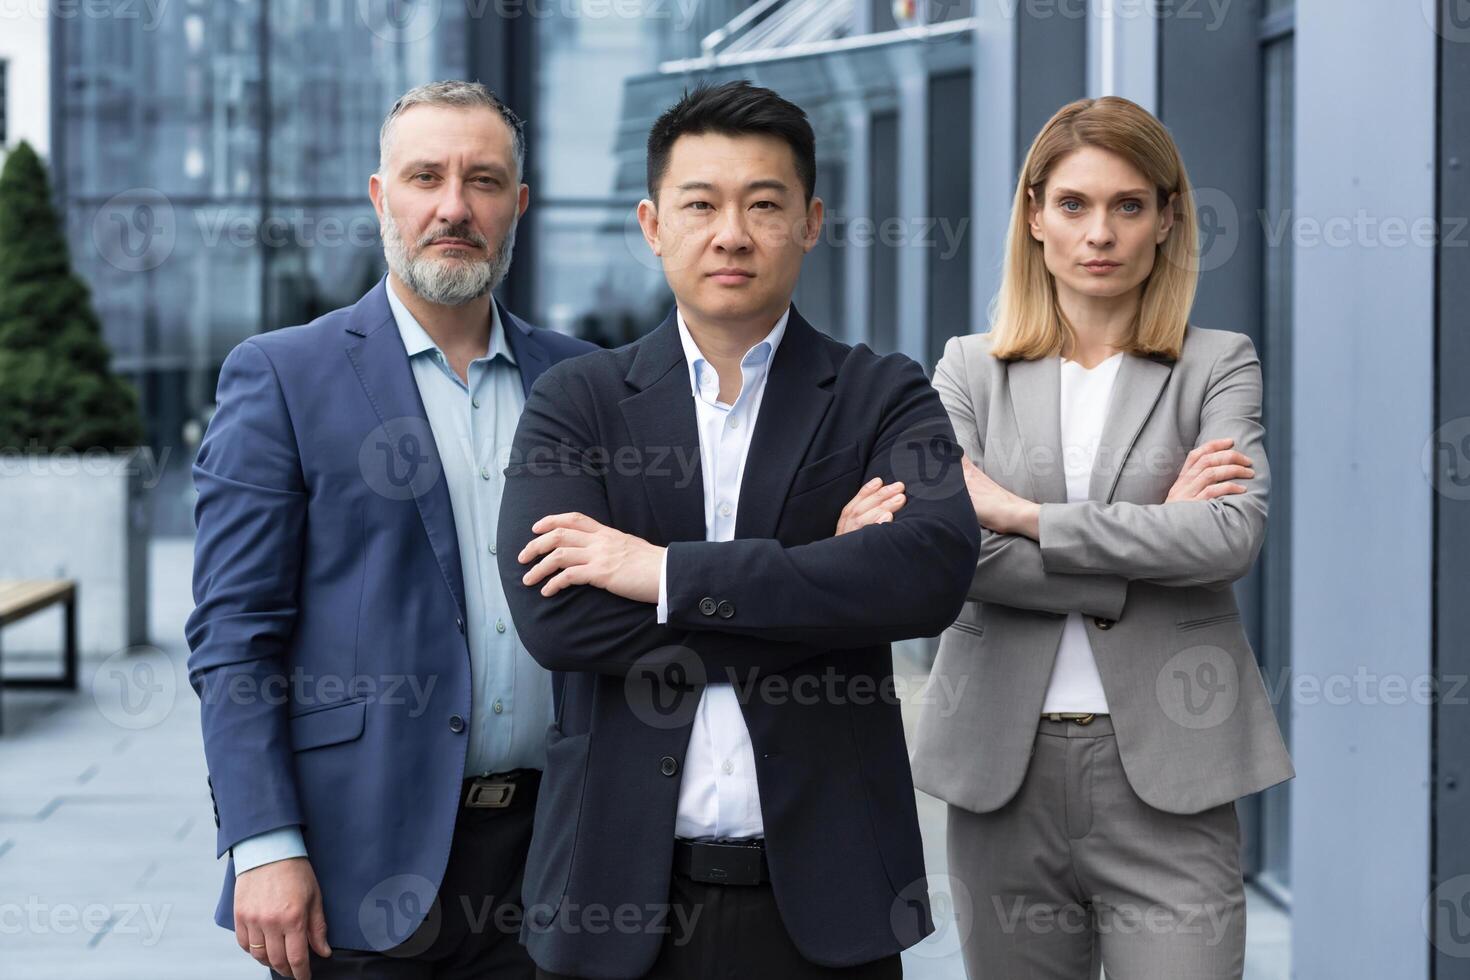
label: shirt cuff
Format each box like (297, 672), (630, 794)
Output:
(232, 826), (308, 875)
(656, 549), (670, 624)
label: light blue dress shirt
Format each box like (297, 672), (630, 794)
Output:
(232, 281), (554, 875)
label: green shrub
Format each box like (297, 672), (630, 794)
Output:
(0, 141), (142, 451)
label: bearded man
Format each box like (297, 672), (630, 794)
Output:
(185, 80), (596, 980)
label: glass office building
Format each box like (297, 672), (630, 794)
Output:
(45, 2), (1470, 975)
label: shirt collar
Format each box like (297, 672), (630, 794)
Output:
(386, 277), (517, 367)
(674, 306), (790, 401)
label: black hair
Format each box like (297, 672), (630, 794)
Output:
(645, 80), (817, 204)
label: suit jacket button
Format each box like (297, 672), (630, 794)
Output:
(659, 756), (678, 776)
(449, 714), (466, 733)
(698, 597), (717, 616)
(456, 617), (465, 634)
(716, 600), (735, 619)
(1093, 617), (1115, 630)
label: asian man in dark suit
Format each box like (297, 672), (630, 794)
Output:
(497, 80), (982, 980)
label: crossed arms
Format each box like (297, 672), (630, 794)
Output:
(495, 360), (983, 677)
(934, 331), (1269, 620)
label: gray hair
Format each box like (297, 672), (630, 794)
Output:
(378, 80), (526, 180)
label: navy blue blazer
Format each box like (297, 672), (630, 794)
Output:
(497, 307), (982, 976)
(185, 278), (596, 951)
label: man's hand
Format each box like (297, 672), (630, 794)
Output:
(836, 478), (907, 535)
(1165, 437), (1254, 503)
(519, 512), (665, 602)
(234, 857), (331, 979)
(961, 455), (1040, 539)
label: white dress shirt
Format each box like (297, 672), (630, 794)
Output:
(1038, 351), (1124, 714)
(655, 306), (790, 840)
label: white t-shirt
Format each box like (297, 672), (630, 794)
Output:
(1039, 351), (1124, 714)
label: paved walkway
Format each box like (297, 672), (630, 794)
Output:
(1, 538), (1287, 978)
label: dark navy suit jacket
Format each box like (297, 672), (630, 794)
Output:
(185, 278), (595, 951)
(497, 307), (982, 977)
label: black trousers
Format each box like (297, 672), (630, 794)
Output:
(271, 776), (538, 979)
(535, 870), (903, 980)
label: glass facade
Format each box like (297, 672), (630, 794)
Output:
(525, 3), (695, 342)
(54, 0), (467, 530)
(52, 0), (982, 533)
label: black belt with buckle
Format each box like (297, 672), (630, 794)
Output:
(461, 768), (539, 809)
(673, 838), (769, 886)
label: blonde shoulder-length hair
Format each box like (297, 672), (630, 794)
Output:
(988, 96), (1199, 362)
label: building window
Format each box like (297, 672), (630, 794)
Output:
(1256, 0), (1295, 902)
(0, 59), (8, 147)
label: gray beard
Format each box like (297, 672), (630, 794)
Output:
(380, 197), (517, 307)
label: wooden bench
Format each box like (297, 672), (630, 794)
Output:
(0, 579), (79, 733)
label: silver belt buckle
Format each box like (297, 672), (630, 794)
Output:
(464, 779), (516, 808)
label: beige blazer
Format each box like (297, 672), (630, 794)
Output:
(910, 326), (1294, 815)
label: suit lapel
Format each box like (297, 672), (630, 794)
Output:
(1006, 356), (1068, 504)
(1088, 353), (1173, 503)
(343, 279), (467, 621)
(618, 311), (707, 546)
(735, 308), (836, 539)
(497, 298), (552, 398)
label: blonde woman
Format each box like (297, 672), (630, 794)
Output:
(910, 96), (1293, 979)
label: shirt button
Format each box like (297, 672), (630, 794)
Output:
(488, 544), (496, 556)
(495, 619), (507, 634)
(722, 760), (733, 775)
(727, 418), (740, 429)
(472, 397), (480, 409)
(493, 699), (504, 714)
(480, 466), (491, 480)
(719, 503), (732, 517)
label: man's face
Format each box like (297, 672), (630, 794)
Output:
(637, 131), (823, 329)
(369, 104), (529, 307)
(1027, 145), (1175, 305)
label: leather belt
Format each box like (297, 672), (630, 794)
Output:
(461, 768), (540, 809)
(673, 838), (769, 886)
(1042, 712), (1102, 725)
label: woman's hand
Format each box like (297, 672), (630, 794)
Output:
(1165, 437), (1255, 503)
(961, 455), (1040, 539)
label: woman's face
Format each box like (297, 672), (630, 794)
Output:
(1027, 145), (1176, 304)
